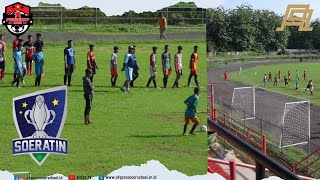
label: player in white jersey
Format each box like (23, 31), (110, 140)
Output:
(173, 46), (183, 88)
(146, 47), (159, 88)
(110, 46), (119, 87)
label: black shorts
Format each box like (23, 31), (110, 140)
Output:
(176, 70), (182, 76)
(0, 61), (4, 69)
(25, 57), (32, 63)
(65, 64), (74, 74)
(84, 93), (93, 115)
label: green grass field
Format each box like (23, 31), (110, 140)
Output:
(0, 40), (207, 176)
(228, 63), (320, 106)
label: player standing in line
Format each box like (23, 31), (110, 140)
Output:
(188, 46), (201, 88)
(288, 70), (291, 81)
(183, 87), (200, 136)
(263, 74), (267, 87)
(83, 68), (94, 125)
(296, 70), (299, 80)
(268, 72), (272, 82)
(12, 36), (20, 81)
(87, 44), (98, 83)
(146, 47), (159, 89)
(23, 35), (35, 75)
(0, 35), (6, 81)
(303, 70), (307, 81)
(34, 33), (44, 75)
(110, 46), (119, 87)
(31, 46), (44, 87)
(295, 79), (299, 91)
(130, 45), (139, 87)
(172, 46), (183, 88)
(64, 40), (76, 86)
(159, 13), (167, 40)
(284, 76), (289, 87)
(162, 45), (171, 88)
(277, 70), (281, 80)
(11, 44), (23, 88)
(120, 46), (134, 93)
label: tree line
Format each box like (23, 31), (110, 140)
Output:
(207, 5), (320, 53)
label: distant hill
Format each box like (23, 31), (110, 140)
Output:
(31, 1), (205, 25)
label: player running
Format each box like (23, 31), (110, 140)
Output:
(146, 47), (159, 89)
(0, 34), (6, 81)
(183, 87), (200, 136)
(64, 40), (76, 86)
(11, 44), (23, 88)
(288, 70), (291, 81)
(188, 46), (201, 88)
(130, 45), (139, 87)
(224, 71), (228, 82)
(296, 70), (299, 80)
(172, 46), (183, 88)
(110, 46), (119, 87)
(295, 79), (299, 91)
(284, 76), (289, 87)
(31, 46), (44, 87)
(277, 70), (281, 79)
(120, 46), (134, 93)
(306, 80), (314, 95)
(83, 69), (94, 125)
(268, 72), (272, 82)
(23, 35), (35, 75)
(87, 44), (98, 83)
(263, 74), (267, 87)
(303, 71), (307, 81)
(273, 75), (278, 86)
(162, 45), (171, 88)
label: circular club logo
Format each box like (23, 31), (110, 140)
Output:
(2, 2), (33, 36)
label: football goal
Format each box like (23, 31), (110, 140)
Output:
(231, 86), (310, 148)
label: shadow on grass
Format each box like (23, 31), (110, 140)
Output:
(129, 134), (183, 138)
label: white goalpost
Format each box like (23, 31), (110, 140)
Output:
(231, 87), (255, 120)
(231, 86), (310, 148)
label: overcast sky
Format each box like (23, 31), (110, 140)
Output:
(0, 0), (319, 20)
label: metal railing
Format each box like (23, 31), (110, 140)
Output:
(208, 119), (301, 180)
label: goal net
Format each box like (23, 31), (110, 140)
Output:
(231, 87), (255, 120)
(231, 86), (310, 148)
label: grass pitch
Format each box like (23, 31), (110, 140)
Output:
(228, 63), (320, 107)
(0, 40), (207, 176)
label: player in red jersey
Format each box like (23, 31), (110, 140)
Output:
(304, 70), (307, 81)
(23, 35), (35, 75)
(87, 44), (98, 83)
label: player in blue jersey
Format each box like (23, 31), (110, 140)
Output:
(31, 46), (44, 87)
(64, 40), (76, 86)
(11, 44), (23, 88)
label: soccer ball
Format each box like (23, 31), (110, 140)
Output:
(8, 24), (27, 34)
(200, 125), (207, 132)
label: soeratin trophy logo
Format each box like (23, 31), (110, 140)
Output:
(12, 86), (68, 165)
(2, 2), (33, 36)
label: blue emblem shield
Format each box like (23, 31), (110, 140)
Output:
(12, 86), (68, 165)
